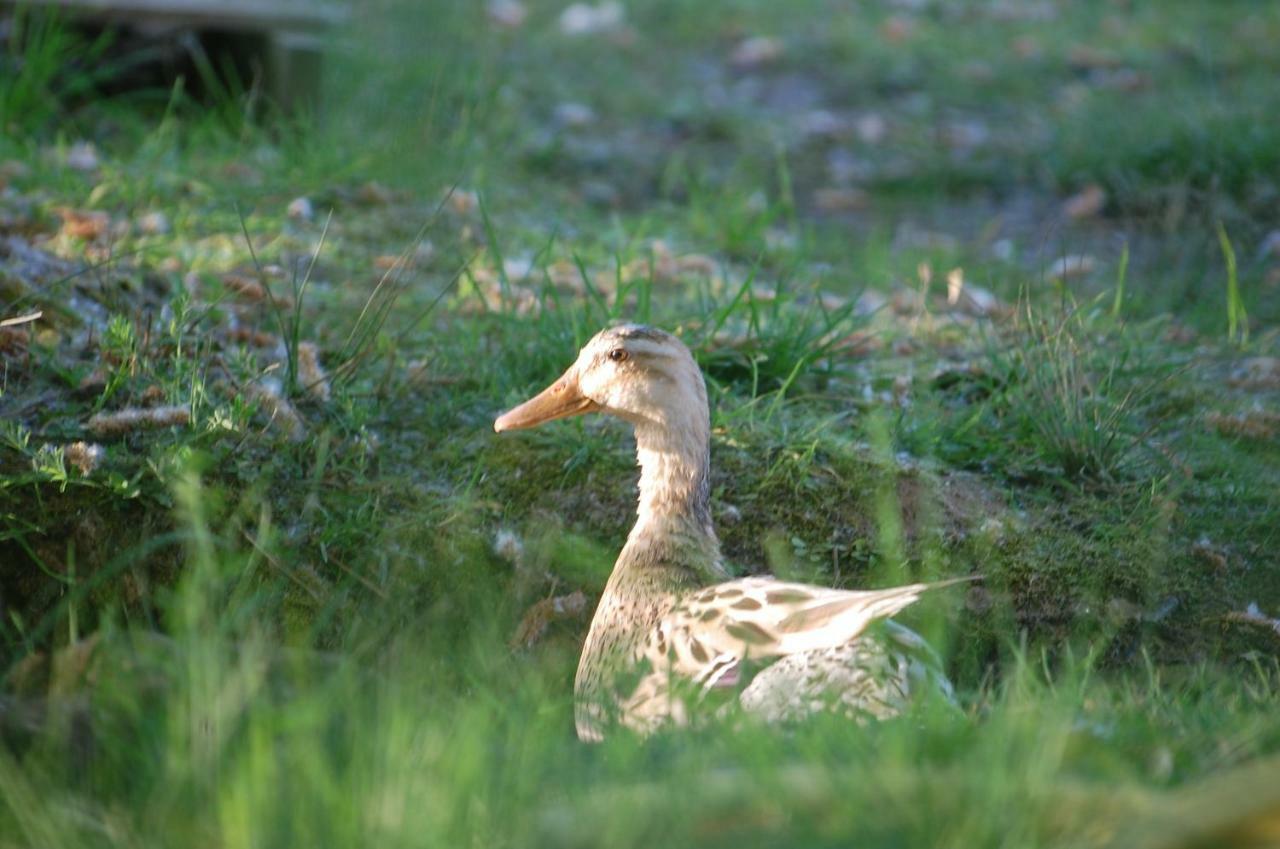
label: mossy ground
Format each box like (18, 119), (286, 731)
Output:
(1, 1), (1279, 846)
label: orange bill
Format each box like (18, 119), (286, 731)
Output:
(494, 370), (600, 432)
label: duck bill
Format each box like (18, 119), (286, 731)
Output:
(494, 371), (600, 432)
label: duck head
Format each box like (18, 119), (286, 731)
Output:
(493, 324), (708, 434)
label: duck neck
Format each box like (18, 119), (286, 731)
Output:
(616, 417), (724, 586)
(633, 421), (713, 534)
(574, 390), (726, 737)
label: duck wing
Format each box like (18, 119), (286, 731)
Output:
(646, 575), (977, 690)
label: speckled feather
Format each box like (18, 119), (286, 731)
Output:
(593, 576), (971, 738)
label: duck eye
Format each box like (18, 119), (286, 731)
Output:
(608, 348), (629, 363)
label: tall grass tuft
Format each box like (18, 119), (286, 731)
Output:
(994, 297), (1170, 482)
(0, 6), (113, 132)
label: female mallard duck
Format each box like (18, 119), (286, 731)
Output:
(495, 324), (972, 741)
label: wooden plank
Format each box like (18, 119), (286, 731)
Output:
(267, 29), (325, 114)
(0, 0), (346, 31)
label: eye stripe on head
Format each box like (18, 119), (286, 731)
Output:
(611, 325), (670, 343)
(580, 324), (698, 378)
(619, 339), (676, 360)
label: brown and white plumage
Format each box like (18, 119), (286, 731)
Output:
(495, 324), (973, 741)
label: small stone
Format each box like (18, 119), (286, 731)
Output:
(1258, 230), (1280, 259)
(445, 187), (479, 215)
(881, 15), (915, 42)
(1068, 44), (1121, 71)
(854, 113), (888, 144)
(494, 529), (524, 564)
(960, 61), (995, 83)
(553, 102), (596, 128)
(1048, 254), (1096, 280)
(942, 119), (990, 151)
(965, 585), (994, 614)
(65, 142), (100, 172)
(730, 36), (783, 69)
(137, 211), (170, 235)
(1062, 184), (1106, 220)
(222, 161), (261, 183)
(503, 256), (535, 283)
(812, 187), (868, 213)
(959, 284), (1001, 317)
(1149, 747), (1174, 781)
(1106, 598), (1143, 622)
(559, 1), (625, 36)
(356, 181), (394, 205)
(1162, 323), (1197, 345)
(287, 196), (314, 220)
(892, 338), (917, 356)
(1012, 35), (1041, 58)
(978, 517), (1006, 542)
(57, 208), (109, 240)
(580, 180), (619, 207)
(801, 110), (849, 138)
(0, 160), (31, 182)
(1228, 357), (1280, 390)
(487, 0), (527, 27)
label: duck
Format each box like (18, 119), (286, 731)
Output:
(494, 324), (974, 741)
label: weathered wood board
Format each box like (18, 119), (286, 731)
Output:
(0, 0), (348, 112)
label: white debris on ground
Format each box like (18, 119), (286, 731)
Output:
(730, 36), (783, 69)
(558, 1), (625, 36)
(1228, 357), (1280, 390)
(493, 529), (525, 565)
(1048, 254), (1097, 280)
(296, 342), (331, 402)
(287, 196), (315, 221)
(1225, 603), (1280, 638)
(86, 405), (190, 437)
(136, 211), (171, 235)
(64, 141), (100, 172)
(244, 380), (306, 442)
(63, 441), (105, 475)
(487, 0), (527, 28)
(511, 591), (589, 648)
(1062, 184), (1106, 220)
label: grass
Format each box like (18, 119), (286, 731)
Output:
(0, 6), (117, 133)
(2, 0), (1280, 846)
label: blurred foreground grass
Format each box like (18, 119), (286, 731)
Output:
(1, 0), (1279, 846)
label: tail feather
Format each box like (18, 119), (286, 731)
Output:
(773, 575), (979, 655)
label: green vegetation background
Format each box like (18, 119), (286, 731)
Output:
(1, 0), (1278, 846)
